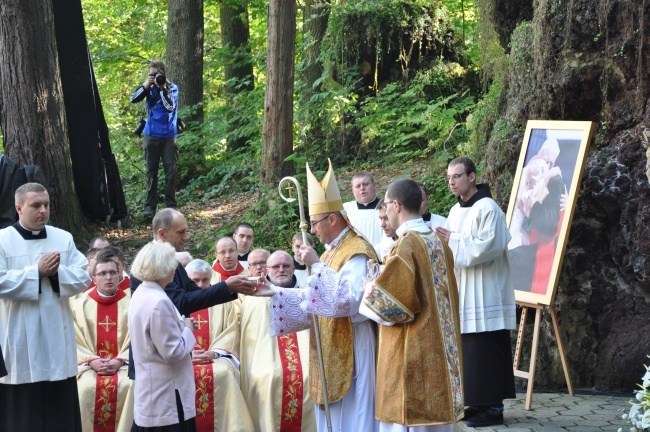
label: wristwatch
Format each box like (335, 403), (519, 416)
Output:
(213, 351), (220, 359)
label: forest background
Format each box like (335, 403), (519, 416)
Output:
(1, 0), (649, 397)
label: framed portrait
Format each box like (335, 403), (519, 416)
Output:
(505, 120), (595, 305)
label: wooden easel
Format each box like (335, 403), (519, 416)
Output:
(513, 301), (574, 410)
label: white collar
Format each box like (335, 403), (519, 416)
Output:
(396, 218), (428, 237)
(324, 227), (350, 251)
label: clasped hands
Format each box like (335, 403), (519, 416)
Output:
(89, 358), (123, 376)
(38, 252), (60, 278)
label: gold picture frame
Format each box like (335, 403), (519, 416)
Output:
(506, 120), (595, 305)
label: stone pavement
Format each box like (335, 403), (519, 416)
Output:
(454, 391), (631, 432)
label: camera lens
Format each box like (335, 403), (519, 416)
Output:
(154, 72), (166, 86)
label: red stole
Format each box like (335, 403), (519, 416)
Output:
(277, 333), (305, 431)
(212, 261), (244, 279)
(118, 275), (130, 291)
(191, 309), (215, 431)
(88, 288), (126, 432)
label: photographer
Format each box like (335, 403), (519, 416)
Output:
(130, 60), (179, 218)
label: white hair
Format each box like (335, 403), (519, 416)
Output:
(131, 242), (177, 282)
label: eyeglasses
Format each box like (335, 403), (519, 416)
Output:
(310, 215), (330, 228)
(249, 262), (267, 268)
(446, 173), (468, 181)
(383, 200), (400, 207)
(94, 270), (118, 278)
(268, 264), (293, 270)
(217, 249), (236, 256)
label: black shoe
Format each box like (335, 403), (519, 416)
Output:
(143, 207), (155, 218)
(463, 410), (504, 428)
(463, 406), (481, 421)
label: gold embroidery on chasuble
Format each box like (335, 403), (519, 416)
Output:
(190, 309), (215, 424)
(90, 290), (125, 431)
(278, 334), (304, 427)
(310, 230), (378, 404)
(372, 232), (463, 425)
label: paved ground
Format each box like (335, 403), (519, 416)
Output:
(454, 391), (631, 431)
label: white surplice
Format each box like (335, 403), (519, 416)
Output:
(343, 200), (383, 259)
(268, 228), (379, 432)
(445, 198), (516, 333)
(0, 225), (90, 385)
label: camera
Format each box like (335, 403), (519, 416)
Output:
(133, 118), (146, 137)
(154, 71), (166, 86)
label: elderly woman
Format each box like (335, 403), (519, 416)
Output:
(129, 242), (198, 431)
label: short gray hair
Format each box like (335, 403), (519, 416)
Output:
(131, 242), (178, 282)
(152, 208), (180, 239)
(15, 183), (47, 205)
(186, 259), (213, 277)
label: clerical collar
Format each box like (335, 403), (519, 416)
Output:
(96, 289), (118, 299)
(396, 218), (428, 237)
(238, 251), (250, 262)
(293, 257), (306, 271)
(458, 183), (493, 208)
(12, 222), (47, 240)
(324, 227), (350, 251)
(356, 197), (380, 210)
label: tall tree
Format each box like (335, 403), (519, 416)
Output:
(221, 0), (255, 151)
(0, 0), (84, 232)
(298, 0), (330, 154)
(260, 0), (297, 187)
(167, 0), (204, 125)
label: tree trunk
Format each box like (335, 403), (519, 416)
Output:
(220, 0), (254, 152)
(166, 0), (203, 125)
(260, 0), (296, 187)
(298, 0), (330, 156)
(0, 0), (84, 232)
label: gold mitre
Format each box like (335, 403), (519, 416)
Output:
(306, 159), (344, 216)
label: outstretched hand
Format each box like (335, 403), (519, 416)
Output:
(253, 278), (276, 297)
(225, 275), (257, 296)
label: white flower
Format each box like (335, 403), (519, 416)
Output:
(642, 410), (650, 429)
(637, 391), (645, 402)
(643, 370), (650, 389)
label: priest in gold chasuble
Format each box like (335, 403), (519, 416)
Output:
(72, 257), (133, 432)
(240, 251), (315, 432)
(185, 259), (254, 432)
(361, 179), (463, 432)
(262, 160), (380, 432)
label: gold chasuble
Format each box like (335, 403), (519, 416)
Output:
(190, 300), (254, 432)
(72, 288), (133, 432)
(365, 230), (464, 426)
(313, 229), (378, 404)
(240, 293), (315, 432)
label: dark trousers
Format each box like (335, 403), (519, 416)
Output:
(143, 134), (178, 210)
(462, 329), (516, 407)
(0, 376), (82, 431)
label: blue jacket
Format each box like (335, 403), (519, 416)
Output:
(130, 83), (179, 138)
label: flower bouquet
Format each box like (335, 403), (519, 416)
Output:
(620, 358), (650, 432)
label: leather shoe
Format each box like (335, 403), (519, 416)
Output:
(463, 410), (504, 427)
(143, 207), (155, 218)
(463, 406), (481, 421)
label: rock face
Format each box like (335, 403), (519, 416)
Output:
(480, 0), (650, 391)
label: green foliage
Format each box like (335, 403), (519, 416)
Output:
(79, 0), (484, 219)
(355, 67), (476, 160)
